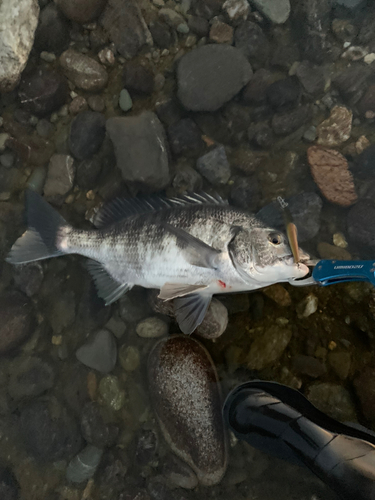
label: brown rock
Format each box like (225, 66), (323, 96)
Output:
(148, 336), (227, 486)
(56, 0), (107, 23)
(69, 96), (88, 115)
(0, 292), (35, 355)
(307, 146), (357, 207)
(262, 284), (291, 307)
(209, 19), (233, 44)
(60, 49), (108, 92)
(316, 106), (352, 147)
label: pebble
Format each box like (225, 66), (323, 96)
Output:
(196, 145), (231, 185)
(223, 0), (249, 22)
(262, 284), (291, 307)
(162, 454), (198, 489)
(119, 345), (140, 371)
(317, 242), (351, 260)
(36, 118), (54, 138)
(292, 355), (326, 378)
(168, 118), (205, 158)
(296, 293), (318, 319)
(306, 383), (357, 422)
(188, 16), (209, 37)
(0, 292), (35, 355)
(0, 152), (15, 168)
(333, 232), (348, 248)
(209, 19), (233, 44)
(358, 84), (375, 116)
(43, 154), (75, 201)
(316, 105), (352, 147)
(69, 110), (106, 160)
(76, 329), (117, 374)
(39, 51), (56, 62)
(119, 89), (133, 112)
(234, 21), (270, 67)
(246, 325), (292, 370)
(307, 146), (357, 207)
(60, 49), (108, 91)
(159, 8), (185, 29)
(196, 298), (228, 339)
(66, 445), (103, 483)
(342, 45), (368, 61)
(328, 351), (351, 380)
(271, 105), (310, 135)
(148, 336), (227, 486)
(87, 95), (105, 112)
(250, 0), (290, 24)
(8, 356), (55, 400)
(352, 143), (375, 179)
(364, 53), (375, 64)
(106, 112), (170, 191)
(34, 3), (70, 54)
(242, 68), (273, 104)
(98, 47), (115, 66)
(76, 156), (102, 189)
(136, 317), (169, 338)
(149, 21), (174, 49)
(266, 76), (301, 110)
(173, 162), (203, 193)
(303, 125), (317, 142)
(354, 365), (375, 422)
(81, 402), (118, 448)
(333, 62), (372, 105)
(331, 18), (357, 43)
(105, 314), (127, 339)
(20, 399), (82, 461)
(18, 67), (68, 117)
(0, 466), (19, 500)
(347, 201), (375, 248)
(177, 44), (252, 112)
(98, 375), (125, 411)
(56, 0), (106, 23)
(69, 96), (88, 115)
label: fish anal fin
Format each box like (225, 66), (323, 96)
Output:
(87, 260), (132, 305)
(158, 283), (208, 301)
(174, 293), (212, 335)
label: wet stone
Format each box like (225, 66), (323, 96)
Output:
(328, 351), (351, 380)
(234, 21), (270, 67)
(295, 60), (325, 95)
(0, 466), (19, 500)
(135, 429), (158, 466)
(76, 329), (117, 374)
(148, 336), (227, 486)
(0, 291), (35, 355)
(271, 105), (310, 135)
(163, 454), (198, 490)
(223, 0), (249, 23)
(8, 356), (55, 400)
(36, 118), (54, 138)
(354, 365), (375, 422)
(13, 262), (43, 297)
(20, 399), (82, 461)
(43, 154), (75, 202)
(196, 145), (231, 185)
(98, 375), (125, 411)
(250, 0), (290, 24)
(173, 163), (203, 193)
(230, 175), (260, 211)
(81, 402), (119, 448)
(136, 317), (169, 338)
(66, 445), (103, 484)
(209, 19), (233, 44)
(188, 16), (209, 37)
(266, 76), (300, 110)
(149, 21), (174, 49)
(69, 96), (88, 115)
(306, 383), (357, 422)
(296, 293), (318, 318)
(177, 44), (252, 112)
(34, 3), (70, 54)
(60, 49), (108, 92)
(0, 152), (15, 168)
(347, 201), (375, 248)
(76, 156), (102, 190)
(69, 110), (106, 160)
(292, 355), (326, 378)
(119, 345), (140, 371)
(242, 68), (273, 104)
(155, 96), (183, 127)
(262, 284), (291, 307)
(196, 298), (228, 340)
(332, 63), (372, 105)
(168, 119), (205, 158)
(87, 95), (105, 113)
(351, 143), (375, 179)
(317, 242), (351, 260)
(119, 89), (133, 112)
(247, 325), (292, 371)
(123, 63), (154, 95)
(316, 105), (352, 147)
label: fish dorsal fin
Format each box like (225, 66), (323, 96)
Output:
(93, 192), (227, 228)
(158, 283), (208, 301)
(174, 293), (212, 334)
(87, 259), (132, 305)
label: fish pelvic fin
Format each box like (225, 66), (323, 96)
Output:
(174, 293), (212, 335)
(6, 189), (68, 265)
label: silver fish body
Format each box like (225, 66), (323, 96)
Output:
(7, 191), (310, 334)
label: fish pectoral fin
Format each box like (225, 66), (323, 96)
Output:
(163, 223), (221, 269)
(158, 283), (209, 301)
(87, 260), (132, 305)
(228, 248), (254, 285)
(174, 293), (212, 335)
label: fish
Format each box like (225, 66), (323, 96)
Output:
(6, 190), (311, 334)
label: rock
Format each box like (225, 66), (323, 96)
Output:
(100, 0), (152, 59)
(149, 21), (174, 49)
(0, 466), (19, 500)
(48, 290), (76, 334)
(18, 68), (68, 117)
(119, 89), (133, 112)
(43, 154), (75, 201)
(173, 162), (203, 193)
(69, 111), (106, 160)
(66, 445), (103, 483)
(358, 9), (375, 44)
(354, 365), (375, 422)
(331, 18), (357, 43)
(98, 375), (125, 411)
(303, 125), (317, 142)
(333, 63), (372, 105)
(292, 355), (326, 378)
(13, 262), (44, 297)
(81, 402), (118, 448)
(250, 0), (290, 24)
(242, 68), (273, 104)
(234, 21), (269, 67)
(188, 16), (209, 37)
(76, 156), (102, 189)
(87, 95), (105, 113)
(229, 175), (260, 211)
(317, 242), (351, 260)
(196, 298), (228, 339)
(57, 0), (107, 23)
(0, 292), (35, 355)
(106, 112), (170, 191)
(148, 336), (227, 486)
(296, 293), (318, 318)
(209, 19), (233, 44)
(266, 76), (301, 110)
(159, 8), (186, 29)
(223, 0), (249, 23)
(357, 84), (375, 116)
(168, 119), (205, 158)
(136, 317), (169, 338)
(351, 143), (375, 179)
(334, 0), (365, 7)
(295, 60), (325, 95)
(60, 49), (108, 92)
(69, 96), (88, 115)
(246, 325), (292, 370)
(316, 105), (352, 147)
(0, 0), (39, 92)
(306, 383), (357, 422)
(272, 105), (310, 135)
(36, 119), (54, 138)
(155, 96), (183, 128)
(262, 284), (291, 307)
(135, 430), (158, 466)
(177, 44), (252, 112)
(328, 351), (351, 380)
(123, 63), (154, 95)
(34, 3), (70, 54)
(8, 356), (55, 400)
(76, 329), (117, 373)
(307, 146), (357, 207)
(20, 399), (82, 461)
(196, 145), (231, 185)
(119, 345), (140, 371)
(347, 201), (375, 247)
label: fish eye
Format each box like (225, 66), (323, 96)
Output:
(268, 232), (282, 245)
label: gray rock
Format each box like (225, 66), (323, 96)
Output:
(159, 8), (186, 29)
(76, 156), (102, 190)
(292, 355), (326, 378)
(76, 329), (117, 373)
(347, 201), (375, 248)
(230, 175), (260, 211)
(136, 317), (169, 338)
(295, 61), (325, 95)
(60, 49), (108, 92)
(334, 0), (364, 7)
(56, 0), (106, 23)
(69, 111), (106, 160)
(196, 145), (231, 185)
(119, 89), (133, 112)
(234, 21), (270, 67)
(250, 0), (290, 24)
(272, 105), (311, 135)
(306, 383), (357, 422)
(43, 154), (75, 201)
(196, 298), (228, 340)
(8, 356), (55, 400)
(100, 0), (153, 59)
(168, 118), (205, 158)
(106, 112), (170, 191)
(148, 336), (227, 486)
(135, 429), (158, 466)
(80, 402), (118, 448)
(247, 324), (292, 370)
(177, 44), (252, 112)
(66, 445), (103, 483)
(0, 292), (35, 355)
(0, 0), (39, 92)
(34, 3), (70, 54)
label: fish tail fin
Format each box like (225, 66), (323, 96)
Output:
(6, 189), (69, 264)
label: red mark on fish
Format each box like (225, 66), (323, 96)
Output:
(218, 280), (226, 289)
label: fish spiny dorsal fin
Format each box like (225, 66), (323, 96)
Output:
(93, 191), (227, 228)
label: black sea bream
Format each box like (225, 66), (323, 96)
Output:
(7, 190), (310, 334)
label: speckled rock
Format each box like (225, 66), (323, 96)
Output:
(0, 292), (35, 355)
(196, 298), (228, 339)
(307, 146), (357, 207)
(56, 0), (107, 23)
(250, 0), (290, 24)
(177, 44), (252, 112)
(136, 317), (169, 338)
(306, 383), (357, 422)
(148, 336), (227, 486)
(43, 154), (75, 202)
(246, 324), (292, 370)
(60, 49), (108, 92)
(316, 106), (352, 147)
